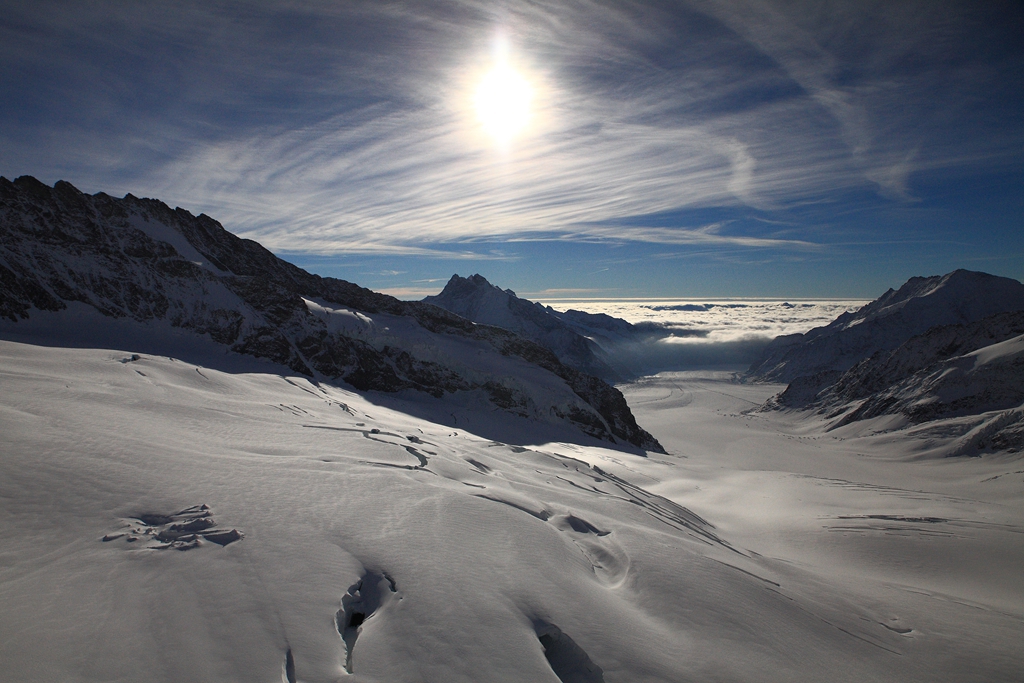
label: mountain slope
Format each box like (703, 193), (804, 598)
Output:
(834, 333), (1024, 423)
(747, 270), (1024, 390)
(814, 314), (1024, 452)
(0, 176), (662, 453)
(423, 274), (622, 381)
(824, 310), (1024, 407)
(751, 274), (1024, 454)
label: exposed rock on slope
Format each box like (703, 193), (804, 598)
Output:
(821, 329), (1024, 455)
(748, 270), (1024, 390)
(834, 333), (1024, 423)
(0, 176), (662, 453)
(822, 310), (1024, 408)
(752, 273), (1024, 453)
(423, 273), (681, 380)
(423, 274), (621, 381)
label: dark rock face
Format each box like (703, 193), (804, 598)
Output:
(0, 176), (663, 453)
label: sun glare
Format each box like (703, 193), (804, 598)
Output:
(475, 62), (533, 144)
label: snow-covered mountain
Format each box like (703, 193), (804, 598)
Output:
(423, 274), (678, 380)
(0, 176), (661, 453)
(748, 270), (1024, 387)
(822, 310), (1024, 409)
(751, 273), (1024, 453)
(423, 274), (626, 381)
(4, 179), (1024, 682)
(834, 332), (1024, 446)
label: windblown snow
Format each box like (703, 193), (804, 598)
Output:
(1, 341), (1022, 682)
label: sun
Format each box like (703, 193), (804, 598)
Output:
(475, 62), (533, 144)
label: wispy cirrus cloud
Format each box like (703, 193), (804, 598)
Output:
(2, 0), (1021, 289)
(499, 224), (819, 249)
(125, 1), (1020, 258)
(144, 88), (852, 254)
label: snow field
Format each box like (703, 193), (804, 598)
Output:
(1, 343), (1022, 681)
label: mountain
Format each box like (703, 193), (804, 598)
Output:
(834, 332), (1024, 448)
(821, 309), (1024, 410)
(750, 272), (1024, 454)
(423, 274), (677, 381)
(0, 176), (662, 453)
(747, 270), (1024, 389)
(423, 274), (623, 381)
(777, 310), (1024, 453)
(4, 182), (1023, 682)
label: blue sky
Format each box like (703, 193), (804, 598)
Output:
(2, 1), (1022, 299)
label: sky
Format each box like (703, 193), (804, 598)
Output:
(1, 1), (1022, 300)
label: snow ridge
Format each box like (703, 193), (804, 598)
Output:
(748, 270), (1024, 385)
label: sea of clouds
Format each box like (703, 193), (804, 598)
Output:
(540, 299), (868, 372)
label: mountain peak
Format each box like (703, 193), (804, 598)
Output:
(846, 269), (1024, 331)
(439, 273), (516, 298)
(748, 269), (1024, 385)
(425, 273), (621, 381)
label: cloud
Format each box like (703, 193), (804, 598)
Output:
(274, 240), (520, 260)
(376, 286), (448, 298)
(528, 288), (608, 297)
(143, 86), (851, 254)
(2, 0), (1021, 262)
(561, 224), (820, 249)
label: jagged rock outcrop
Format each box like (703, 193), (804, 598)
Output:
(0, 176), (663, 453)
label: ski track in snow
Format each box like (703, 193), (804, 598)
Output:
(1, 343), (1023, 682)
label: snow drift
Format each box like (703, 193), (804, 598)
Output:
(3, 342), (1022, 681)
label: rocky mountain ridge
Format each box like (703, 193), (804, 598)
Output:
(748, 270), (1024, 387)
(423, 274), (623, 381)
(752, 273), (1024, 453)
(0, 176), (662, 453)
